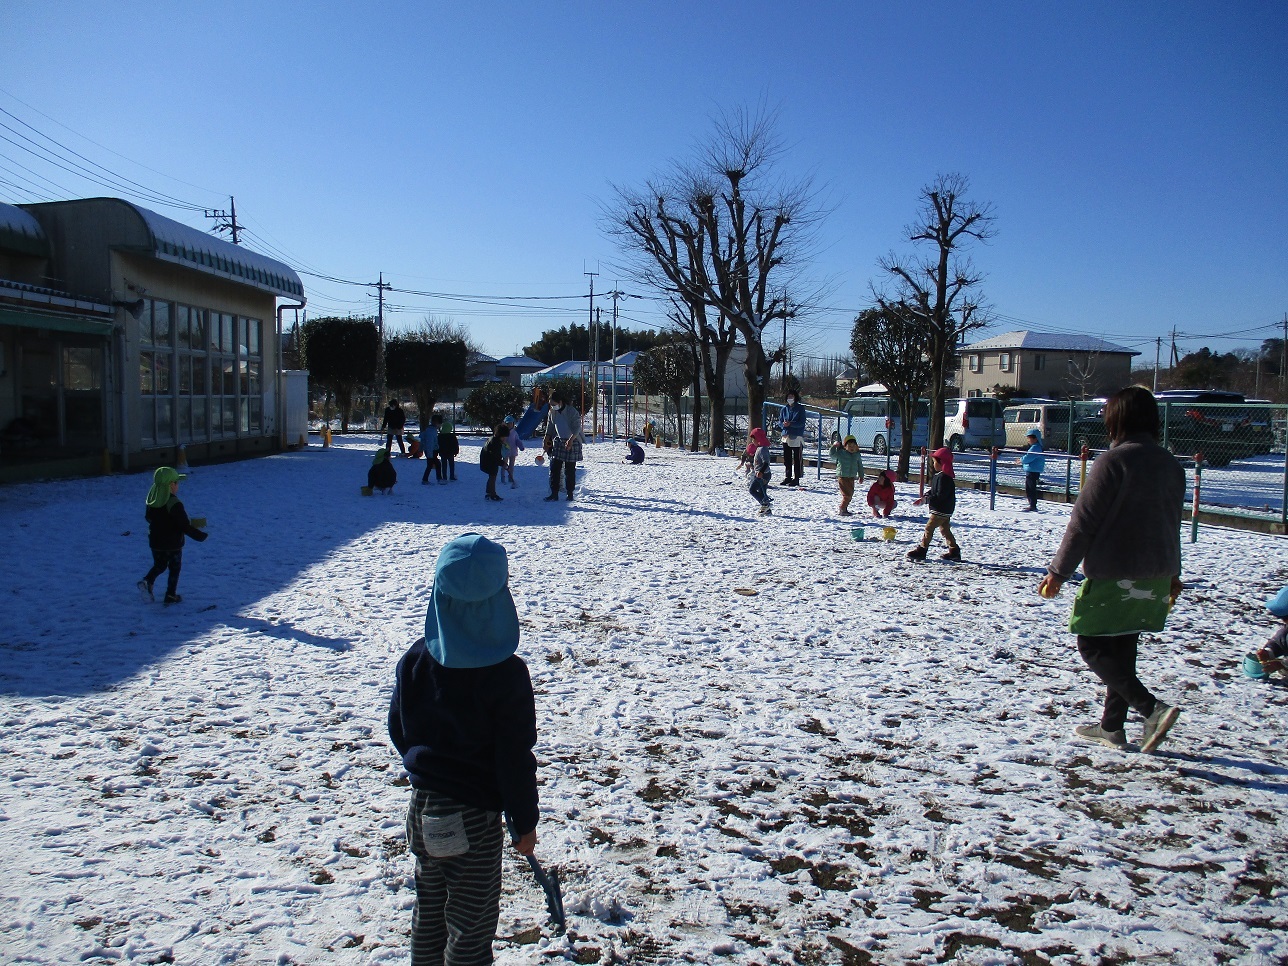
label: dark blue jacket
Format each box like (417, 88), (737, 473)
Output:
(925, 470), (956, 517)
(388, 639), (539, 835)
(145, 499), (207, 552)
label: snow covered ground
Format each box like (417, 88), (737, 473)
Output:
(1, 435), (1286, 965)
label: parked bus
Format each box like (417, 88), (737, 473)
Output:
(841, 394), (930, 455)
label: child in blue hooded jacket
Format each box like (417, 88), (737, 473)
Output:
(1019, 429), (1046, 511)
(389, 534), (539, 964)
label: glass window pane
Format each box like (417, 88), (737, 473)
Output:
(192, 355), (206, 395)
(138, 299), (153, 345)
(157, 396), (173, 443)
(221, 358), (236, 395)
(239, 358), (250, 395)
(220, 314), (234, 353)
(240, 396), (250, 433)
(247, 397), (261, 434)
(239, 317), (249, 358)
(178, 355), (191, 394)
(176, 306), (190, 350)
(191, 308), (206, 350)
(140, 397), (155, 442)
(177, 397), (191, 442)
(223, 398), (237, 433)
(248, 319), (261, 356)
(64, 347), (101, 390)
(155, 353), (171, 394)
(140, 352), (154, 394)
(154, 301), (171, 346)
(192, 397), (207, 438)
(248, 359), (260, 395)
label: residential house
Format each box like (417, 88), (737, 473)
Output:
(957, 331), (1139, 399)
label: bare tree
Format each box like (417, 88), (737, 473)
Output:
(876, 174), (995, 448)
(607, 106), (826, 432)
(850, 304), (932, 480)
(1064, 350), (1101, 400)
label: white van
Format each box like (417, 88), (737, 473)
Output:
(943, 397), (1005, 451)
(842, 395), (930, 455)
(1004, 403), (1074, 450)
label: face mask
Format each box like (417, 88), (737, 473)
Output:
(554, 403), (564, 412)
(786, 397), (797, 406)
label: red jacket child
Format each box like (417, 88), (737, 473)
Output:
(867, 469), (898, 518)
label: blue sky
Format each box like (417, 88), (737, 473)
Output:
(3, 1), (1284, 366)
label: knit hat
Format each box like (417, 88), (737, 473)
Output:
(424, 534), (520, 668)
(931, 447), (954, 476)
(145, 466), (185, 508)
(1267, 587), (1288, 618)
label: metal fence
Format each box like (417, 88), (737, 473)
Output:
(752, 399), (1288, 530)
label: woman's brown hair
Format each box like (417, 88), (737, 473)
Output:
(1104, 385), (1160, 443)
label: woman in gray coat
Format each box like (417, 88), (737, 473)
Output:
(542, 390), (583, 501)
(1038, 386), (1185, 754)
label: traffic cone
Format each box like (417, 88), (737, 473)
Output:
(177, 444), (190, 472)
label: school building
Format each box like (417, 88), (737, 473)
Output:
(0, 198), (305, 482)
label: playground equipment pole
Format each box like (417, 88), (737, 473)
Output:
(1191, 454), (1202, 544)
(988, 447), (999, 510)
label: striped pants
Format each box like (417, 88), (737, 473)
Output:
(406, 787), (503, 966)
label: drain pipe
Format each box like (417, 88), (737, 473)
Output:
(276, 297), (306, 448)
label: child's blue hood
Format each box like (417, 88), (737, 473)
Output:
(424, 533), (520, 668)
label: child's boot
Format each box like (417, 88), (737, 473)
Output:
(941, 546), (962, 562)
(906, 544), (927, 561)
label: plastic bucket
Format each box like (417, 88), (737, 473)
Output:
(360, 486), (373, 496)
(850, 526), (865, 541)
(881, 526), (896, 541)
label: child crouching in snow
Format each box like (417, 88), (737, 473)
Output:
(907, 447), (960, 562)
(867, 469), (898, 518)
(1246, 586), (1288, 678)
(749, 427), (773, 515)
(388, 534), (539, 964)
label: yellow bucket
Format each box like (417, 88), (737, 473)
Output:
(881, 526), (896, 541)
(360, 486), (373, 496)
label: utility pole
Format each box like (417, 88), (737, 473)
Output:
(374, 272), (391, 414)
(594, 307), (603, 437)
(1153, 336), (1161, 392)
(1280, 313), (1287, 395)
(608, 287), (624, 438)
(203, 195), (242, 244)
(585, 267), (598, 435)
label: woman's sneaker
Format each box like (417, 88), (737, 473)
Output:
(1074, 724), (1127, 749)
(1141, 702), (1179, 753)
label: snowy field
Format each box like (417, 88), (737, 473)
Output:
(1, 435), (1286, 965)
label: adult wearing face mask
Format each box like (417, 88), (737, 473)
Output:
(779, 391), (807, 487)
(542, 390), (583, 501)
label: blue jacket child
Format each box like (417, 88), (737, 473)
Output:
(1020, 429), (1046, 511)
(388, 534), (539, 960)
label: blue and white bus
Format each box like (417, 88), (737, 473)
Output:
(841, 392), (931, 456)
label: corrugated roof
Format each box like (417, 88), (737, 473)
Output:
(0, 202), (50, 258)
(494, 355), (545, 368)
(129, 203), (304, 299)
(962, 331), (1139, 356)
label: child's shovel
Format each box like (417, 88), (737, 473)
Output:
(506, 815), (565, 936)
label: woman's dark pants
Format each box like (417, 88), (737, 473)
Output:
(1078, 633), (1158, 732)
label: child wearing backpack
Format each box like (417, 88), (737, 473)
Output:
(907, 447), (960, 562)
(480, 424), (507, 501)
(747, 427), (773, 515)
(388, 534), (539, 965)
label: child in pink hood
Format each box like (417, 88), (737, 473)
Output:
(907, 447), (960, 562)
(738, 427), (769, 474)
